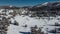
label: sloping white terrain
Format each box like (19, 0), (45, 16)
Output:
(0, 9), (60, 34)
(7, 14), (60, 34)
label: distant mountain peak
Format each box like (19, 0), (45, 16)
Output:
(42, 2), (48, 6)
(30, 2), (60, 11)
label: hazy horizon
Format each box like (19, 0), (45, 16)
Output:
(0, 0), (60, 7)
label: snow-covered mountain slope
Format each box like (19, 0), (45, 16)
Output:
(6, 14), (60, 34)
(0, 8), (60, 34)
(7, 15), (46, 34)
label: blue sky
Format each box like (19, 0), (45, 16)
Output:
(0, 0), (60, 7)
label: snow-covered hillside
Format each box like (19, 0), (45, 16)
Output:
(7, 14), (60, 34)
(0, 9), (60, 34)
